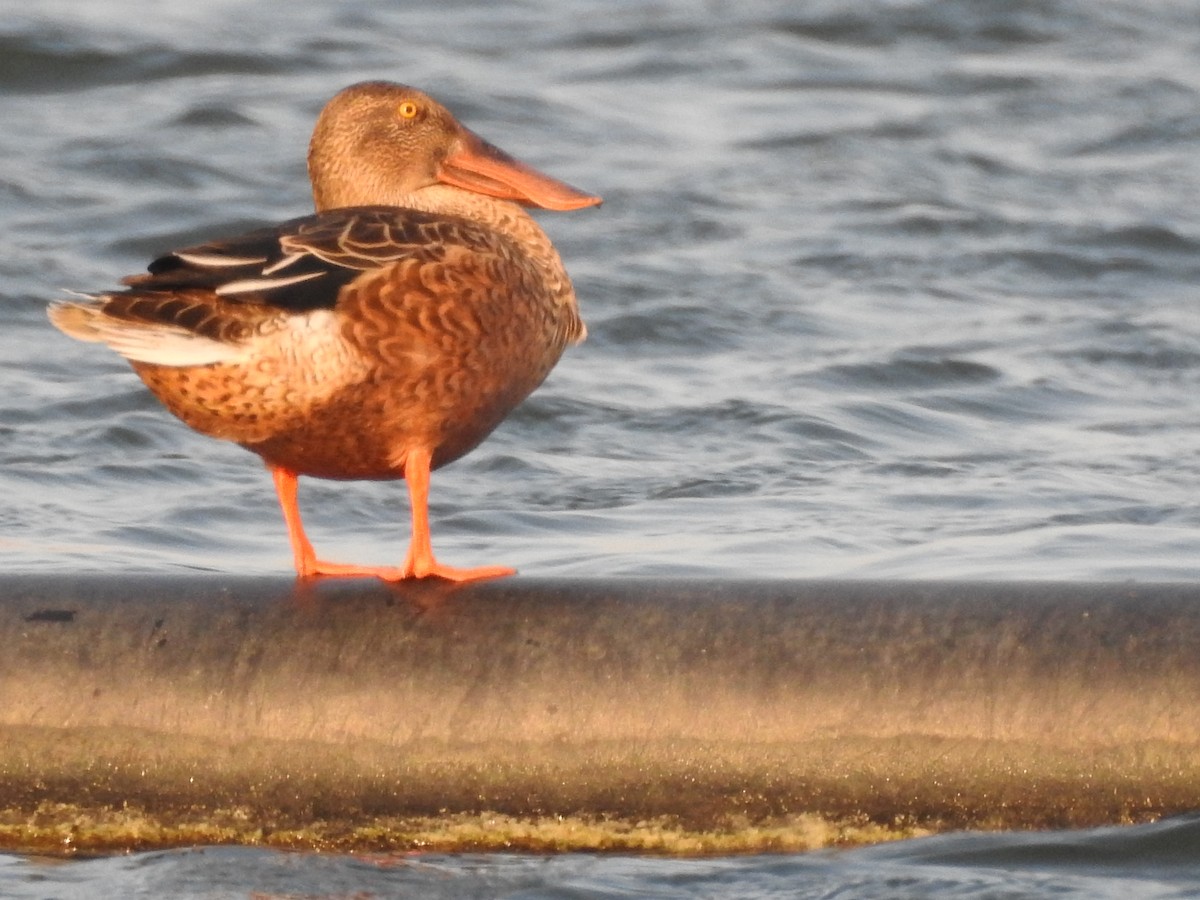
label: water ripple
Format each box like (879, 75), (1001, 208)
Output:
(3, 0), (1200, 583)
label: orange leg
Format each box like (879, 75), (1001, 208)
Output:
(270, 465), (406, 580)
(269, 459), (514, 583)
(397, 447), (516, 582)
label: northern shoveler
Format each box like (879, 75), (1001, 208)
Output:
(49, 81), (601, 582)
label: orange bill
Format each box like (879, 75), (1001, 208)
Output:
(438, 128), (602, 211)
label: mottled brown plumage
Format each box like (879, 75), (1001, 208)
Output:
(48, 81), (600, 581)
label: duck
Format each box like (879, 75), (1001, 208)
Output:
(48, 80), (601, 582)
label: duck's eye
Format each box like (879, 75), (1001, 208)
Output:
(397, 100), (420, 120)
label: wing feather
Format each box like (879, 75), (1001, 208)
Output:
(50, 206), (533, 367)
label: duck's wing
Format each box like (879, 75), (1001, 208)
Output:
(48, 207), (500, 366)
(125, 206), (500, 309)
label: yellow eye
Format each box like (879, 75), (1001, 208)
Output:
(397, 100), (420, 120)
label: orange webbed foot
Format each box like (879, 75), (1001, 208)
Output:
(295, 557), (411, 581)
(294, 550), (514, 584)
(389, 548), (516, 583)
(270, 457), (517, 585)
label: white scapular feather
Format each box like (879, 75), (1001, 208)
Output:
(262, 251), (305, 275)
(215, 271), (324, 296)
(173, 251), (269, 268)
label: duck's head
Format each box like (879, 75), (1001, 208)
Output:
(307, 81), (602, 213)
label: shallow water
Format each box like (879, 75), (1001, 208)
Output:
(5, 815), (1200, 898)
(2, 0), (1200, 894)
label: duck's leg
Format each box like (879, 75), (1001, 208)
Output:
(396, 446), (516, 582)
(269, 461), (514, 582)
(272, 465), (317, 575)
(270, 465), (407, 580)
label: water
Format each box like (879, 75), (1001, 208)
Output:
(6, 0), (1200, 582)
(2, 0), (1200, 894)
(4, 815), (1200, 898)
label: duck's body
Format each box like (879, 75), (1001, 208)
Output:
(49, 82), (600, 581)
(106, 204), (582, 481)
